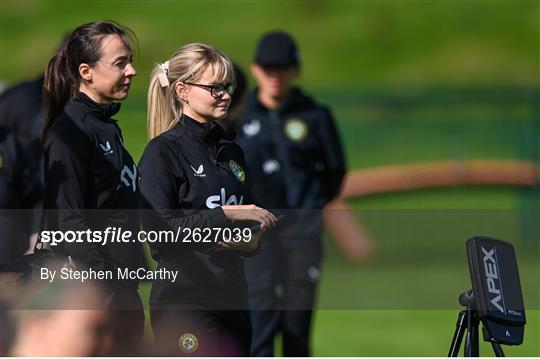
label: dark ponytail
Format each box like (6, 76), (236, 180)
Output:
(42, 21), (136, 139)
(43, 48), (76, 138)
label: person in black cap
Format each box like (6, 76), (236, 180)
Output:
(236, 31), (346, 356)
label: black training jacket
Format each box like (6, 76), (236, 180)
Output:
(0, 130), (43, 261)
(139, 115), (253, 309)
(236, 88), (346, 243)
(0, 76), (45, 143)
(43, 92), (144, 287)
(0, 77), (45, 262)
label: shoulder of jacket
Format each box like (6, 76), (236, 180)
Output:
(313, 104), (332, 119)
(157, 126), (190, 145)
(225, 141), (244, 155)
(140, 132), (191, 180)
(296, 94), (332, 121)
(49, 111), (92, 140)
(295, 89), (327, 110)
(0, 80), (36, 103)
(143, 129), (189, 158)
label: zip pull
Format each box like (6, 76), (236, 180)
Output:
(207, 143), (217, 164)
(111, 122), (124, 144)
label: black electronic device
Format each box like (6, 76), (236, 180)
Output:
(448, 236), (526, 357)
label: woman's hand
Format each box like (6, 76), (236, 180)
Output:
(218, 204), (276, 252)
(221, 204), (277, 230)
(217, 231), (264, 252)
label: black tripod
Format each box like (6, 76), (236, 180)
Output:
(448, 290), (505, 357)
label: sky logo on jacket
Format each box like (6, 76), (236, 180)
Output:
(99, 141), (114, 156)
(190, 164), (206, 177)
(120, 164), (137, 192)
(206, 187), (244, 209)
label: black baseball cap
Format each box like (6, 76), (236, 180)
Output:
(254, 31), (300, 67)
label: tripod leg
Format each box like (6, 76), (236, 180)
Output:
(491, 342), (505, 357)
(470, 321), (479, 356)
(467, 312), (480, 356)
(465, 308), (480, 356)
(448, 310), (467, 357)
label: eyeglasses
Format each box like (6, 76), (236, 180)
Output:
(184, 82), (236, 98)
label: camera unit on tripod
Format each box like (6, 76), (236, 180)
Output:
(448, 236), (526, 357)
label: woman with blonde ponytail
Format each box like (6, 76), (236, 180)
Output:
(139, 43), (277, 356)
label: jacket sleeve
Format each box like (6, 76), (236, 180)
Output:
(0, 134), (26, 260)
(19, 139), (44, 234)
(0, 133), (21, 208)
(317, 107), (346, 205)
(232, 143), (255, 205)
(231, 144), (262, 257)
(43, 118), (106, 271)
(138, 139), (229, 256)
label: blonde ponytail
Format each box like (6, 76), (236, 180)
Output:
(147, 64), (181, 139)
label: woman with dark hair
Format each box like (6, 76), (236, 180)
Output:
(42, 21), (145, 355)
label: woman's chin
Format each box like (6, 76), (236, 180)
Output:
(213, 109), (229, 120)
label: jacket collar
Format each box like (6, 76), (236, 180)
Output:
(72, 91), (121, 120)
(175, 114), (235, 143)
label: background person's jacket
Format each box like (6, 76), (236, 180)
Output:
(0, 75), (45, 143)
(43, 92), (145, 288)
(0, 76), (45, 262)
(139, 115), (254, 309)
(0, 131), (43, 262)
(236, 88), (346, 244)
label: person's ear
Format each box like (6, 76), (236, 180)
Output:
(250, 63), (261, 77)
(79, 63), (92, 82)
(175, 82), (188, 102)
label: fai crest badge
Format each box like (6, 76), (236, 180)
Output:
(284, 118), (308, 142)
(178, 333), (198, 353)
(229, 160), (246, 182)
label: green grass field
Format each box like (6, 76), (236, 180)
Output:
(3, 1), (539, 355)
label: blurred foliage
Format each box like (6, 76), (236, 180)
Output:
(1, 0), (538, 91)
